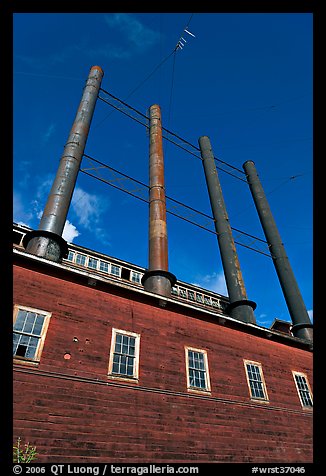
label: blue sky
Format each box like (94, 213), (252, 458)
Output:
(13, 13), (313, 328)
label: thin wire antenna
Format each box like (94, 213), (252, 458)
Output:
(175, 14), (196, 51)
(96, 15), (196, 130)
(165, 14), (195, 158)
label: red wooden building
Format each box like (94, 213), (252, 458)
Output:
(13, 223), (313, 464)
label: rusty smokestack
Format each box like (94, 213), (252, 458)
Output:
(141, 104), (176, 297)
(198, 136), (256, 324)
(243, 160), (313, 342)
(23, 66), (104, 262)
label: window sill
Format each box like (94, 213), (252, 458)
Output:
(13, 357), (40, 367)
(108, 374), (139, 384)
(250, 397), (270, 404)
(187, 386), (211, 396)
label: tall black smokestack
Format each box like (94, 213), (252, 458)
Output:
(23, 66), (104, 262)
(141, 104), (176, 297)
(243, 160), (313, 342)
(198, 136), (256, 324)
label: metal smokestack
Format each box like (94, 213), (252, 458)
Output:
(142, 104), (176, 297)
(198, 136), (256, 324)
(23, 66), (104, 262)
(243, 160), (313, 342)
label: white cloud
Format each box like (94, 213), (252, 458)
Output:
(15, 173), (110, 245)
(256, 314), (273, 327)
(104, 14), (160, 55)
(308, 309), (313, 322)
(24, 174), (55, 223)
(15, 160), (32, 188)
(192, 271), (228, 296)
(70, 186), (110, 245)
(16, 15), (160, 72)
(42, 123), (56, 144)
(63, 220), (80, 243)
(36, 175), (54, 200)
(13, 191), (33, 226)
(71, 186), (107, 228)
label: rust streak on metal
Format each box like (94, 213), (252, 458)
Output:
(148, 104), (169, 272)
(142, 104), (176, 297)
(25, 66), (104, 262)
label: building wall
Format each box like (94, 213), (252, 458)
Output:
(13, 263), (313, 463)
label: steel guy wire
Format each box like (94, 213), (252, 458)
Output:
(80, 153), (271, 258)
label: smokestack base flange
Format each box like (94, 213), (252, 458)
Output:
(291, 322), (313, 342)
(23, 230), (68, 263)
(226, 299), (257, 312)
(142, 270), (177, 298)
(226, 299), (257, 324)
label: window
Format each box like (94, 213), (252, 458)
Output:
(179, 288), (187, 298)
(196, 293), (204, 303)
(244, 360), (269, 401)
(108, 329), (140, 380)
(110, 264), (121, 277)
(130, 271), (141, 284)
(293, 372), (313, 408)
(67, 250), (75, 262)
(75, 253), (86, 266)
(13, 305), (51, 363)
(171, 286), (179, 296)
(185, 347), (211, 392)
(211, 299), (221, 309)
(187, 290), (195, 301)
(99, 261), (109, 273)
(87, 257), (98, 269)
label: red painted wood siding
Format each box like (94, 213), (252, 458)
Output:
(13, 264), (313, 463)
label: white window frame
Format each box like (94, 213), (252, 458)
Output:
(67, 250), (75, 262)
(87, 256), (99, 270)
(99, 260), (109, 273)
(179, 287), (187, 298)
(75, 253), (87, 266)
(196, 293), (203, 303)
(13, 305), (51, 365)
(211, 298), (221, 309)
(185, 346), (211, 393)
(108, 328), (141, 381)
(110, 264), (121, 277)
(244, 360), (269, 402)
(292, 371), (313, 408)
(130, 270), (142, 284)
(187, 290), (195, 301)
